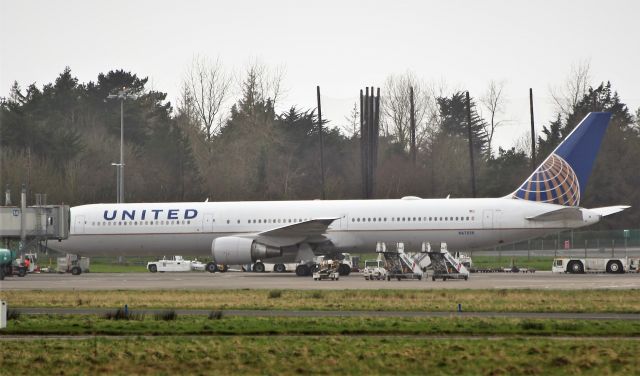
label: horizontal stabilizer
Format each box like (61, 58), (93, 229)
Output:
(589, 206), (631, 217)
(526, 207), (583, 221)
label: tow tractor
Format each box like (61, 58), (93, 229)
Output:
(428, 243), (469, 281)
(363, 258), (387, 280)
(312, 260), (340, 281)
(147, 256), (205, 272)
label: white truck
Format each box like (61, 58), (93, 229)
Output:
(552, 257), (640, 274)
(147, 256), (205, 273)
(252, 261), (301, 273)
(362, 259), (387, 280)
(57, 254), (90, 275)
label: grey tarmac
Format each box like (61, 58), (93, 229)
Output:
(3, 270), (640, 290)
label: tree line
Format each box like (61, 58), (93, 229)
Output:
(1, 62), (638, 229)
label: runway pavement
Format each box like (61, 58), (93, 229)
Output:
(2, 270), (640, 290)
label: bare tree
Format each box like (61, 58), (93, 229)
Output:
(381, 71), (438, 151)
(184, 56), (232, 141)
(342, 102), (359, 137)
(237, 60), (286, 109)
(480, 80), (507, 155)
(550, 59), (592, 118)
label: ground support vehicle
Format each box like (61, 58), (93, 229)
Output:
(251, 261), (301, 273)
(363, 259), (387, 280)
(0, 248), (27, 280)
(57, 254), (90, 275)
(294, 253), (356, 277)
(428, 244), (470, 281)
(313, 260), (340, 281)
(552, 257), (640, 274)
(379, 250), (423, 281)
(147, 256), (205, 273)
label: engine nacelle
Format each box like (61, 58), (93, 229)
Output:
(211, 236), (282, 265)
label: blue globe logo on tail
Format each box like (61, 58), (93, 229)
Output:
(513, 154), (580, 206)
(508, 112), (612, 207)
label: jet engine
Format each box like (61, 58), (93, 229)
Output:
(211, 236), (282, 265)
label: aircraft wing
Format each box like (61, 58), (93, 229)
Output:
(253, 217), (340, 247)
(526, 207), (583, 221)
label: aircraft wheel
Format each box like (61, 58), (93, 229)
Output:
(253, 262), (266, 273)
(274, 264), (286, 273)
(338, 264), (351, 276)
(205, 262), (217, 273)
(148, 264), (158, 273)
(296, 264), (310, 277)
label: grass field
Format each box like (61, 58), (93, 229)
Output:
(1, 335), (638, 375)
(3, 289), (640, 313)
(3, 314), (640, 337)
(470, 255), (554, 271)
(4, 289), (640, 375)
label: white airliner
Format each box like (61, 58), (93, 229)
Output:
(52, 112), (629, 275)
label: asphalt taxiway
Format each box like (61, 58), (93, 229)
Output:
(2, 271), (640, 290)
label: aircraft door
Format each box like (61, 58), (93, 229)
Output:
(340, 214), (348, 230)
(203, 214), (214, 232)
(482, 210), (494, 229)
(74, 215), (85, 234)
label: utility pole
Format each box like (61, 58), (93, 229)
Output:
(529, 88), (536, 169)
(359, 87), (381, 199)
(316, 86), (326, 200)
(466, 91), (477, 198)
(107, 87), (138, 203)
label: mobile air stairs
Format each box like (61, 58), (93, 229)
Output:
(427, 242), (469, 281)
(376, 242), (423, 281)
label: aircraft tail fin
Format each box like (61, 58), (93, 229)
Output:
(509, 112), (612, 206)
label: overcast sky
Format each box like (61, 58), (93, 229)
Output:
(1, 0), (638, 149)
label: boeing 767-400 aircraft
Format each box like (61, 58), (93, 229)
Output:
(52, 112), (629, 276)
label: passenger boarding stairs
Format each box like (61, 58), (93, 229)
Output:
(427, 243), (469, 281)
(376, 242), (423, 279)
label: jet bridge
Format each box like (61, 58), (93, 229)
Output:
(1, 187), (70, 252)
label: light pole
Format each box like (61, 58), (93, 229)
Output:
(107, 87), (137, 203)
